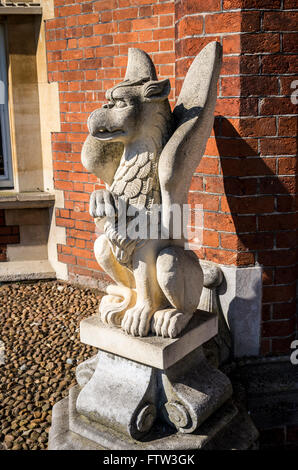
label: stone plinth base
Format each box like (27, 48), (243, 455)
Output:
(48, 386), (258, 450)
(79, 310), (218, 369)
(48, 312), (259, 450)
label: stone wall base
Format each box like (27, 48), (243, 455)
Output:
(48, 314), (259, 451)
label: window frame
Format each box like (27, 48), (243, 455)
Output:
(0, 22), (13, 188)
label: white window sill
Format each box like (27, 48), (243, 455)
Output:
(0, 191), (55, 209)
(0, 4), (42, 15)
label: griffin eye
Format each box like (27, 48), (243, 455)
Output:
(114, 99), (127, 108)
(102, 101), (114, 109)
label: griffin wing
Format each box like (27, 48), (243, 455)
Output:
(158, 41), (222, 237)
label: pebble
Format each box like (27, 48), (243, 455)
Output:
(0, 280), (99, 450)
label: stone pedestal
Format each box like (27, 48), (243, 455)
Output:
(48, 311), (258, 450)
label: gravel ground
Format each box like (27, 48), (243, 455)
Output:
(0, 280), (100, 450)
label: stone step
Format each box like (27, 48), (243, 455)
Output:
(0, 259), (56, 282)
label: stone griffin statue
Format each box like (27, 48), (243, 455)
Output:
(81, 42), (222, 339)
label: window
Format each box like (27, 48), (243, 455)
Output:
(0, 23), (13, 188)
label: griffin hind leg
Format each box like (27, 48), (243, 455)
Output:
(94, 234), (136, 326)
(121, 240), (168, 337)
(151, 308), (193, 339)
(153, 246), (204, 337)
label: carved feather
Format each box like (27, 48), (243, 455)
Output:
(128, 196), (139, 206)
(138, 194), (147, 208)
(137, 161), (151, 179)
(124, 154), (138, 167)
(129, 194), (147, 210)
(124, 179), (142, 198)
(112, 179), (127, 196)
(122, 164), (140, 182)
(135, 152), (148, 167)
(137, 194), (147, 208)
(141, 177), (152, 194)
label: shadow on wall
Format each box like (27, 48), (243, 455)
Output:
(215, 117), (295, 266)
(214, 118), (297, 356)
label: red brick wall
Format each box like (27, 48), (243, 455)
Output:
(175, 0), (298, 355)
(0, 210), (20, 261)
(45, 0), (297, 356)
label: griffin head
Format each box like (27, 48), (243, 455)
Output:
(87, 48), (173, 148)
